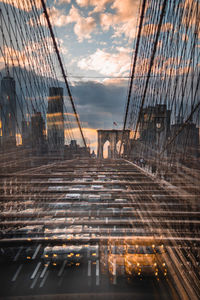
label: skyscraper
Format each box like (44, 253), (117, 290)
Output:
(47, 87), (64, 154)
(0, 76), (16, 148)
(21, 120), (31, 147)
(31, 112), (45, 154)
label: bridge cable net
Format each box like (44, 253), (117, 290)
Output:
(121, 0), (199, 183)
(0, 0), (87, 166)
(0, 1), (199, 299)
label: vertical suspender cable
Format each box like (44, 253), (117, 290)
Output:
(119, 0), (147, 156)
(131, 0), (167, 146)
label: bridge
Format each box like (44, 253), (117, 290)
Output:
(0, 0), (199, 299)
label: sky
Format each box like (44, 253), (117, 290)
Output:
(47, 0), (139, 81)
(0, 0), (199, 154)
(45, 0), (199, 154)
(43, 0), (141, 152)
(0, 0), (142, 153)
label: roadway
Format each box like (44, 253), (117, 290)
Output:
(0, 158), (199, 299)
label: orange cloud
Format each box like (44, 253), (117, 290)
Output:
(103, 78), (128, 85)
(76, 0), (112, 13)
(134, 54), (194, 79)
(0, 36), (66, 73)
(142, 23), (173, 37)
(181, 0), (199, 28)
(1, 0), (42, 12)
(100, 0), (140, 39)
(0, 46), (29, 70)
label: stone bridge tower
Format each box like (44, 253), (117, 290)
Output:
(97, 129), (130, 159)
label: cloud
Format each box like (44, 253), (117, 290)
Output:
(76, 0), (90, 6)
(55, 0), (71, 4)
(47, 5), (96, 42)
(83, 128), (98, 150)
(1, 0), (42, 11)
(142, 23), (173, 37)
(75, 0), (140, 39)
(48, 6), (69, 27)
(103, 78), (128, 85)
(69, 80), (127, 133)
(76, 0), (112, 13)
(0, 37), (67, 73)
(100, 0), (140, 39)
(78, 48), (132, 76)
(0, 46), (29, 70)
(181, 0), (199, 28)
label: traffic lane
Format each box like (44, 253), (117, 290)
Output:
(0, 257), (170, 299)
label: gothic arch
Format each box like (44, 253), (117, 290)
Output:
(97, 129), (130, 158)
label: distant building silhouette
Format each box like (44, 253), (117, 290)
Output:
(129, 104), (171, 160)
(47, 87), (64, 155)
(31, 112), (45, 153)
(70, 140), (77, 149)
(139, 104), (171, 149)
(170, 121), (199, 158)
(0, 76), (16, 148)
(21, 120), (31, 147)
(64, 139), (90, 158)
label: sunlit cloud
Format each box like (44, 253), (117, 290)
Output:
(0, 46), (29, 70)
(103, 78), (128, 85)
(46, 5), (96, 42)
(65, 127), (98, 151)
(100, 0), (140, 40)
(181, 0), (199, 28)
(76, 0), (112, 13)
(82, 128), (98, 152)
(0, 36), (67, 72)
(142, 23), (173, 37)
(78, 48), (132, 76)
(0, 0), (42, 12)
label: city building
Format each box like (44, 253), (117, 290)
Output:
(47, 87), (64, 155)
(0, 75), (16, 148)
(139, 104), (171, 148)
(70, 140), (78, 149)
(21, 120), (31, 147)
(128, 104), (171, 162)
(31, 112), (45, 154)
(170, 121), (199, 159)
(64, 139), (90, 158)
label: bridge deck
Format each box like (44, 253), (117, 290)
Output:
(0, 158), (199, 300)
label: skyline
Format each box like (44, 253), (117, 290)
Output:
(0, 1), (200, 299)
(0, 0), (199, 154)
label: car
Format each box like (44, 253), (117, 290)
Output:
(42, 245), (84, 264)
(64, 193), (81, 200)
(124, 245), (167, 277)
(88, 194), (101, 202)
(48, 186), (66, 191)
(91, 185), (104, 190)
(115, 198), (127, 203)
